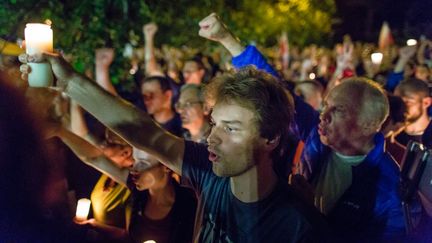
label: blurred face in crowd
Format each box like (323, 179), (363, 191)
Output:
(175, 87), (206, 130)
(318, 86), (367, 155)
(141, 80), (171, 115)
(397, 91), (429, 123)
(415, 66), (430, 82)
(183, 61), (205, 84)
(130, 164), (169, 191)
(207, 101), (267, 177)
(101, 133), (134, 169)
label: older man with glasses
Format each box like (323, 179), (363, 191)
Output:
(175, 84), (210, 144)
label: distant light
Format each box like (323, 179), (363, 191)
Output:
(309, 73), (316, 80)
(143, 241), (156, 243)
(371, 52), (383, 65)
(406, 39), (417, 46)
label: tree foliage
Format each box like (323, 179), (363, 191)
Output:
(0, 0), (335, 83)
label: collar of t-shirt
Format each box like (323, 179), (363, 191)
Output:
(314, 151), (366, 214)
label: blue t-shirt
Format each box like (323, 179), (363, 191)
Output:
(159, 113), (183, 137)
(181, 141), (331, 243)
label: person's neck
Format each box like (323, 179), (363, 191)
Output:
(153, 108), (175, 124)
(405, 115), (431, 135)
(230, 156), (278, 203)
(185, 121), (209, 142)
(335, 136), (375, 156)
(148, 178), (175, 206)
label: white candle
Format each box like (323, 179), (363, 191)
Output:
(75, 198), (91, 221)
(24, 23), (54, 87)
(371, 52), (383, 65)
(406, 39), (417, 46)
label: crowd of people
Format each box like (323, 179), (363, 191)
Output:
(1, 12), (432, 243)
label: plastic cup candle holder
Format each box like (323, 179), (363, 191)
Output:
(24, 23), (54, 87)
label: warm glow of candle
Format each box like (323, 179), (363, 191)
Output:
(75, 198), (91, 221)
(406, 39), (417, 46)
(371, 52), (383, 65)
(143, 241), (156, 243)
(24, 23), (54, 87)
(24, 23), (53, 55)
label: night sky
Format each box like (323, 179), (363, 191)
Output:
(334, 0), (432, 43)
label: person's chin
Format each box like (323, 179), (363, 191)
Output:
(212, 164), (229, 177)
(319, 135), (329, 146)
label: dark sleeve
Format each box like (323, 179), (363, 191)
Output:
(172, 183), (197, 243)
(181, 141), (214, 194)
(423, 120), (432, 148)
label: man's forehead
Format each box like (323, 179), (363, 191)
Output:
(180, 88), (199, 99)
(325, 88), (355, 106)
(400, 90), (426, 99)
(211, 101), (255, 122)
(142, 80), (161, 90)
(183, 61), (199, 70)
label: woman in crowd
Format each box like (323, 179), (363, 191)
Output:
(46, 120), (196, 243)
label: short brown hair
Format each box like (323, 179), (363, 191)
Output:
(395, 78), (430, 98)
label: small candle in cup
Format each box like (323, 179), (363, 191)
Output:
(24, 23), (54, 87)
(24, 23), (53, 55)
(75, 198), (91, 221)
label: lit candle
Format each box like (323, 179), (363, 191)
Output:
(371, 52), (383, 65)
(406, 39), (417, 46)
(75, 198), (91, 221)
(24, 23), (54, 87)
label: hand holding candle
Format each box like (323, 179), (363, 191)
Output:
(75, 198), (91, 222)
(24, 23), (54, 87)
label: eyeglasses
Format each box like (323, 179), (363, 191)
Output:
(174, 101), (202, 110)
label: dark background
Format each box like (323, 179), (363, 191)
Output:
(334, 0), (432, 43)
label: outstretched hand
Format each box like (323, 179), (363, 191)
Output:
(19, 51), (79, 90)
(336, 42), (354, 70)
(198, 13), (231, 42)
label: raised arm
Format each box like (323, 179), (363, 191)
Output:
(385, 45), (416, 91)
(143, 22), (164, 76)
(19, 52), (185, 176)
(198, 13), (244, 57)
(95, 48), (118, 96)
(71, 48), (118, 143)
(49, 125), (129, 186)
(198, 13), (319, 140)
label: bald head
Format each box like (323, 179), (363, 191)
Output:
(330, 78), (389, 129)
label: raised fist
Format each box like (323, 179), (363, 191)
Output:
(198, 13), (230, 42)
(95, 48), (114, 68)
(143, 23), (158, 38)
(399, 45), (417, 60)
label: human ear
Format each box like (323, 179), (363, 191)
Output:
(265, 135), (280, 151)
(423, 96), (432, 108)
